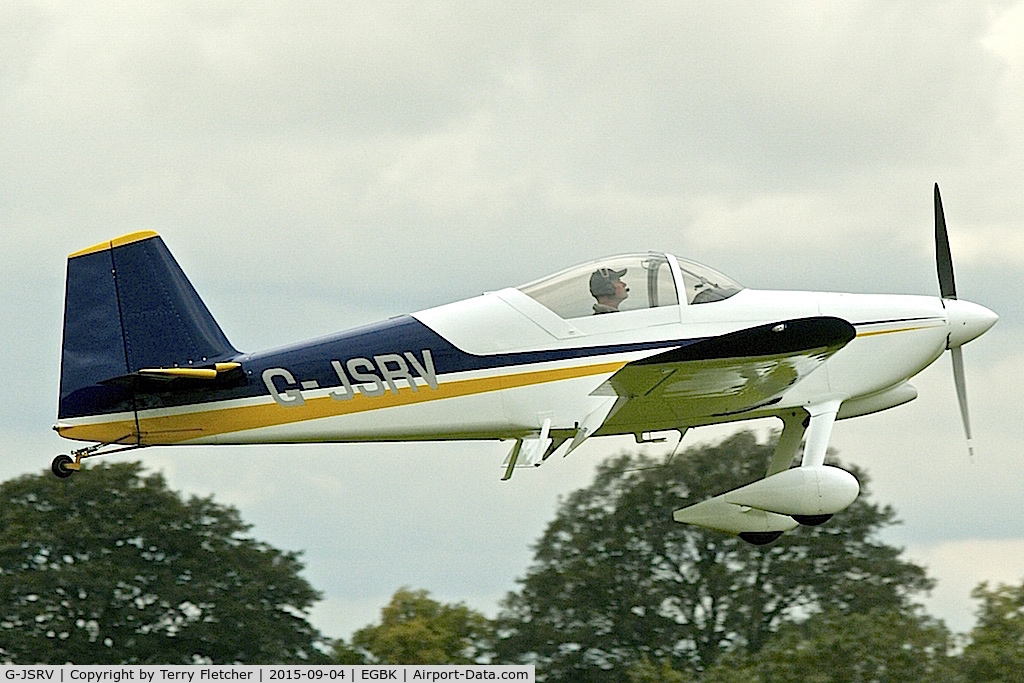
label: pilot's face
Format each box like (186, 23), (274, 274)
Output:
(611, 278), (629, 304)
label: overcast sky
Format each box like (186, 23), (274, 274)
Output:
(3, 1), (1023, 639)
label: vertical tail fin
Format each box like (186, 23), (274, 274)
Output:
(58, 231), (238, 421)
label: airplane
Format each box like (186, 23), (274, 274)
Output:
(52, 185), (997, 544)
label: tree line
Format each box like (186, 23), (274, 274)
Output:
(2, 432), (1022, 681)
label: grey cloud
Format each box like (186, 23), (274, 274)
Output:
(3, 1), (1023, 640)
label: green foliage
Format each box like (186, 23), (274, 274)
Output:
(345, 588), (494, 664)
(330, 638), (368, 665)
(494, 431), (934, 681)
(0, 462), (327, 664)
(958, 580), (1024, 683)
(697, 653), (760, 683)
(626, 657), (695, 683)
(728, 609), (960, 683)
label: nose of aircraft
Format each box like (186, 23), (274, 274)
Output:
(945, 299), (998, 349)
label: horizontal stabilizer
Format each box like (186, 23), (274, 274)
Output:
(140, 362), (241, 379)
(100, 362), (244, 390)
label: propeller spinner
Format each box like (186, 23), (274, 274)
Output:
(933, 184), (998, 456)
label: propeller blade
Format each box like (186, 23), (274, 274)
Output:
(934, 183), (957, 299)
(950, 346), (974, 457)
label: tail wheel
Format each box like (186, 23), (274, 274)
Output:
(52, 454), (75, 479)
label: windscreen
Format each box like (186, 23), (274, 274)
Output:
(676, 258), (744, 304)
(518, 254), (679, 319)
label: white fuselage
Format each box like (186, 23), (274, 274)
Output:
(57, 284), (991, 449)
(413, 286), (950, 439)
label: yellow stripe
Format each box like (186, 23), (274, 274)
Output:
(68, 230), (160, 259)
(57, 360), (628, 445)
(112, 230), (159, 248)
(55, 423), (139, 445)
(140, 368), (218, 379)
(856, 322), (943, 338)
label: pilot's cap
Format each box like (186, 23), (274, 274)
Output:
(590, 267), (626, 297)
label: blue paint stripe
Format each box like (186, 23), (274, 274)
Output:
(119, 316), (696, 415)
(246, 316), (690, 374)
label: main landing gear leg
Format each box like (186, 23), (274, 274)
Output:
(790, 400), (842, 527)
(51, 440), (144, 479)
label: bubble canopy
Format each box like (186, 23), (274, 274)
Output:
(517, 253), (743, 320)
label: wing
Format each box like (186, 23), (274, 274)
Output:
(597, 317), (856, 433)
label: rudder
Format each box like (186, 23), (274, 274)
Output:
(58, 231), (238, 422)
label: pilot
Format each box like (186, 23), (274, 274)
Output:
(590, 267), (629, 314)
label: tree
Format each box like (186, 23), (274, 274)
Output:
(718, 608), (960, 683)
(341, 588), (494, 664)
(626, 657), (694, 683)
(330, 639), (368, 665)
(625, 609), (962, 683)
(0, 462), (327, 664)
(494, 431), (933, 681)
(958, 580), (1024, 683)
